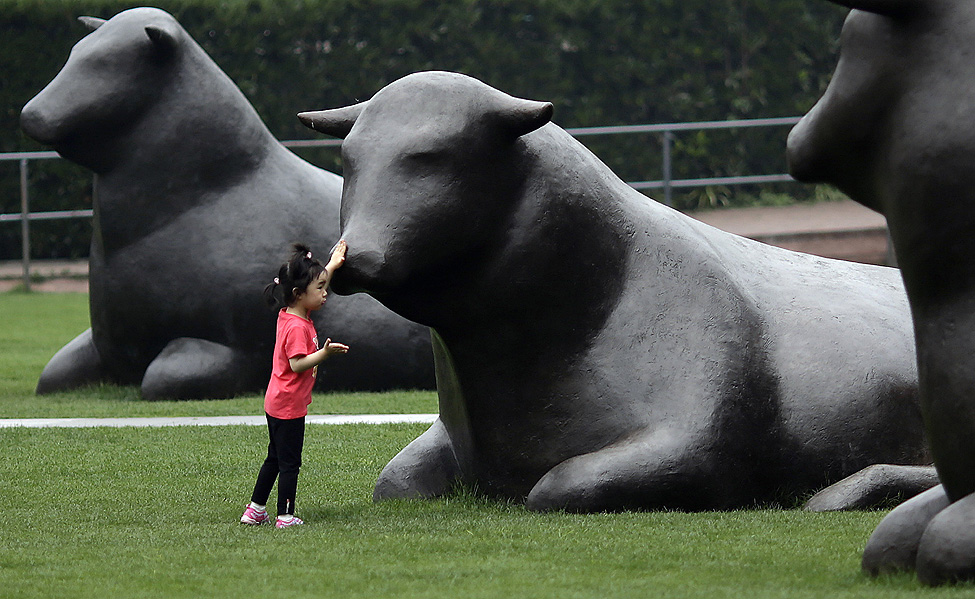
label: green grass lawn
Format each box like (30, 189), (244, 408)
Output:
(0, 291), (437, 417)
(4, 424), (969, 599)
(2, 290), (973, 597)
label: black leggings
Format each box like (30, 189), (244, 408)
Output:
(251, 413), (305, 516)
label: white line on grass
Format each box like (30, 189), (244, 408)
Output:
(0, 414), (439, 429)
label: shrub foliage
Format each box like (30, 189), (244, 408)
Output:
(0, 0), (848, 259)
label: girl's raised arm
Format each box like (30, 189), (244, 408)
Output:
(324, 240), (347, 284)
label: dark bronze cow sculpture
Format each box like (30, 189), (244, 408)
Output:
(20, 7), (434, 399)
(299, 70), (929, 512)
(788, 0), (975, 585)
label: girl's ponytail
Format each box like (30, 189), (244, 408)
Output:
(263, 265), (288, 310)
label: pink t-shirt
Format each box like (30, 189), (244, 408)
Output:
(265, 309), (319, 419)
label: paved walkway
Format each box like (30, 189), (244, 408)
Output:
(0, 259), (88, 292)
(0, 414), (438, 429)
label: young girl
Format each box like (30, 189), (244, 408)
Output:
(241, 241), (349, 528)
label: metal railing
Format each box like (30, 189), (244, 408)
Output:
(1, 116), (803, 290)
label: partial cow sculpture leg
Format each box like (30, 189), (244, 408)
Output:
(36, 328), (106, 393)
(804, 464), (939, 512)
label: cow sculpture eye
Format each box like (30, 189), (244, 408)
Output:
(406, 149), (445, 166)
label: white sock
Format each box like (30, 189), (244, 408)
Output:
(278, 514), (294, 522)
(250, 502), (266, 512)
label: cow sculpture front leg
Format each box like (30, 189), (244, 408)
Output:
(373, 418), (463, 501)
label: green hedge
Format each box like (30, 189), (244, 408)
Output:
(0, 0), (849, 259)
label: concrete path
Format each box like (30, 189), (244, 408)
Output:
(0, 414), (438, 429)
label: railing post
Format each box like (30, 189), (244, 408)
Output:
(19, 158), (30, 292)
(662, 130), (674, 207)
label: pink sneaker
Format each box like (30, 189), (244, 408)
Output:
(240, 505), (269, 525)
(275, 515), (304, 529)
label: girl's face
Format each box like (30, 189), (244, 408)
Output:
(294, 271), (329, 313)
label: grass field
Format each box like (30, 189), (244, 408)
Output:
(2, 290), (973, 597)
(0, 291), (438, 417)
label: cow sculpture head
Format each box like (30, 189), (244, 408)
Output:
(787, 0), (975, 215)
(21, 8), (185, 172)
(299, 71), (553, 318)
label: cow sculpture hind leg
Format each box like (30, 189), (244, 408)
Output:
(141, 337), (241, 400)
(36, 328), (107, 393)
(526, 430), (727, 513)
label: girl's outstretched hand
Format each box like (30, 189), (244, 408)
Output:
(323, 338), (349, 356)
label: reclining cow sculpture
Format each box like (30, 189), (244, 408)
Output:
(20, 7), (434, 399)
(788, 0), (975, 586)
(298, 70), (929, 512)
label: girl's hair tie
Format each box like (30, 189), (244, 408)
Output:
(273, 277), (280, 285)
(306, 251), (313, 259)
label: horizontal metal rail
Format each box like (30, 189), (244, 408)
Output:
(0, 209), (93, 223)
(0, 150), (60, 161)
(564, 116), (802, 136)
(2, 116), (803, 289)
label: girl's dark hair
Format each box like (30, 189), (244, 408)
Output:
(264, 243), (326, 310)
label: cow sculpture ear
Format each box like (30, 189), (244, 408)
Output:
(826, 0), (923, 17)
(145, 22), (180, 57)
(495, 98), (555, 140)
(298, 103), (367, 139)
(78, 16), (106, 31)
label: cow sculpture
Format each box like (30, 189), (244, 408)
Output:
(20, 7), (434, 399)
(297, 70), (929, 512)
(788, 0), (975, 585)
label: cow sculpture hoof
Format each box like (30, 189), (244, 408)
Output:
(862, 485), (951, 576)
(916, 493), (975, 585)
(864, 485), (975, 584)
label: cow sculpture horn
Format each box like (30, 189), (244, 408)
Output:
(298, 103), (368, 139)
(78, 16), (106, 30)
(826, 0), (923, 17)
(145, 22), (180, 55)
(494, 97), (555, 140)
